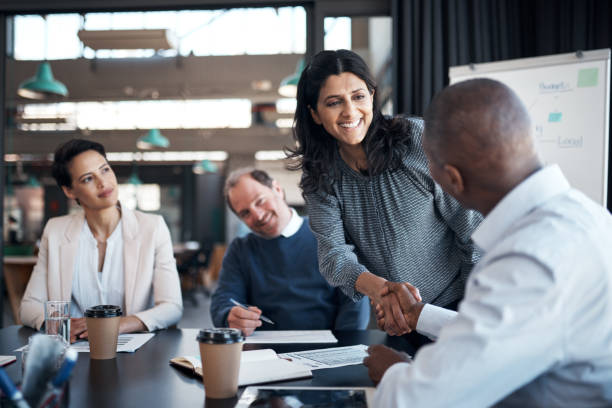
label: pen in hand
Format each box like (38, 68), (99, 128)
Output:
(229, 298), (275, 325)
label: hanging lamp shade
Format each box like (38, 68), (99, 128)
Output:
(128, 171), (143, 185)
(192, 159), (218, 175)
(17, 62), (68, 99)
(25, 175), (41, 188)
(137, 128), (170, 149)
(278, 59), (305, 98)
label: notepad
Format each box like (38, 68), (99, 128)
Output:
(170, 348), (313, 386)
(0, 355), (16, 366)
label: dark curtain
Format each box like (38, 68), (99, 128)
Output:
(392, 0), (612, 210)
(393, 0), (612, 116)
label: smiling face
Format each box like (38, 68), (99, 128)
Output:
(227, 174), (292, 239)
(61, 149), (118, 210)
(310, 72), (374, 151)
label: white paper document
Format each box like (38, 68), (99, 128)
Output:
(170, 349), (313, 386)
(278, 344), (369, 369)
(245, 330), (338, 344)
(69, 333), (155, 353)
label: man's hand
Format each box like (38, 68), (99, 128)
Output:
(382, 282), (424, 331)
(227, 305), (262, 337)
(375, 282), (423, 336)
(70, 317), (88, 343)
(363, 344), (412, 384)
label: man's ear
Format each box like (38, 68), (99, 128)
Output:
(309, 106), (322, 125)
(442, 164), (465, 196)
(271, 180), (287, 201)
(61, 185), (76, 201)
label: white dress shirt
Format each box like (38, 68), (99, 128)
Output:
(71, 219), (125, 317)
(375, 165), (612, 407)
(280, 208), (303, 238)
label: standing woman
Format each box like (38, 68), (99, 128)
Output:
(20, 139), (182, 342)
(288, 50), (482, 332)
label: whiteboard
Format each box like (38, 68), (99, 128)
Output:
(449, 49), (611, 206)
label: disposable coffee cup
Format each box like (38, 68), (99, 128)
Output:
(197, 328), (244, 399)
(85, 305), (122, 360)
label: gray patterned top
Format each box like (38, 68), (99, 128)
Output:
(304, 117), (483, 307)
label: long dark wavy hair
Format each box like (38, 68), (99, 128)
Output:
(286, 49), (411, 195)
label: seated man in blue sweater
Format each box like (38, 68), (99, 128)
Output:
(210, 167), (370, 335)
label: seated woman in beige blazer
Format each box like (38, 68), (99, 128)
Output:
(20, 139), (183, 342)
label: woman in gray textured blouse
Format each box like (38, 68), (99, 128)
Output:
(287, 50), (482, 332)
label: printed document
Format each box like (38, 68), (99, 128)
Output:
(279, 344), (369, 369)
(170, 348), (313, 385)
(245, 330), (337, 344)
(15, 333), (155, 353)
(65, 333), (154, 353)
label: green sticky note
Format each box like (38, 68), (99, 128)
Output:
(548, 112), (562, 122)
(577, 68), (598, 87)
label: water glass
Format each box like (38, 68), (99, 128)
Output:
(45, 300), (71, 344)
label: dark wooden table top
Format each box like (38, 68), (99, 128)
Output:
(0, 326), (429, 407)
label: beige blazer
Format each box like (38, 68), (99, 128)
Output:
(20, 207), (183, 331)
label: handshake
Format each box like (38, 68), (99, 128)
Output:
(372, 281), (425, 336)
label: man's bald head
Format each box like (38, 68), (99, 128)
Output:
(423, 78), (542, 213)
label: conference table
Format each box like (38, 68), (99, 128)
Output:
(0, 326), (430, 407)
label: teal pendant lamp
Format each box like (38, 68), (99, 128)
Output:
(137, 129), (170, 149)
(17, 61), (68, 100)
(192, 159), (218, 175)
(278, 58), (305, 97)
(25, 175), (41, 188)
(128, 171), (143, 185)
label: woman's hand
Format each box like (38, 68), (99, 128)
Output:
(119, 315), (147, 334)
(70, 315), (147, 343)
(70, 317), (88, 343)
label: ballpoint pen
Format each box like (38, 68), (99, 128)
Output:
(0, 367), (31, 408)
(229, 298), (275, 325)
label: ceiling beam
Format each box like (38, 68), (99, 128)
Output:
(0, 1), (311, 14)
(0, 0), (389, 14)
(7, 54), (303, 104)
(8, 127), (295, 155)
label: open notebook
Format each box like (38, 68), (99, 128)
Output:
(170, 348), (312, 386)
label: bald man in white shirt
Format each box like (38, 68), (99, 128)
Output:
(364, 78), (612, 407)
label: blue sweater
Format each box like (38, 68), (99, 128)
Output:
(210, 219), (370, 330)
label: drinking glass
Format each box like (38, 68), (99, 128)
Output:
(45, 300), (71, 344)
